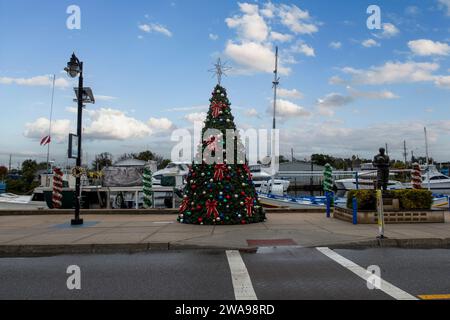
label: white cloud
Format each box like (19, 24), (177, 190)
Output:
(225, 3), (269, 42)
(317, 93), (354, 116)
(272, 99), (311, 118)
(435, 75), (450, 89)
(225, 41), (290, 75)
(260, 2), (276, 18)
(347, 87), (399, 99)
(209, 33), (219, 41)
(290, 41), (315, 57)
(24, 118), (71, 142)
(244, 108), (259, 117)
(184, 112), (207, 123)
(270, 31), (293, 42)
(95, 95), (118, 102)
(83, 108), (152, 140)
(139, 23), (172, 37)
(341, 61), (440, 85)
(362, 39), (380, 48)
(329, 76), (346, 85)
(374, 23), (400, 39)
(278, 88), (303, 99)
(278, 4), (319, 35)
(0, 75), (70, 88)
(408, 39), (450, 56)
(438, 0), (450, 16)
(148, 117), (173, 131)
(224, 2), (317, 75)
(329, 41), (342, 49)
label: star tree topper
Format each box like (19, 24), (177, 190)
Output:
(209, 58), (232, 85)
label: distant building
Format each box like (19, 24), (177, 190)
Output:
(279, 161), (327, 172)
(277, 161), (327, 188)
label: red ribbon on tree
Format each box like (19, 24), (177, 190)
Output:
(206, 199), (219, 219)
(205, 136), (218, 151)
(211, 101), (225, 118)
(214, 164), (227, 181)
(244, 197), (254, 217)
(179, 197), (190, 212)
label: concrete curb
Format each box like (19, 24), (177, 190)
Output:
(0, 208), (325, 216)
(0, 238), (448, 257)
(325, 238), (450, 249)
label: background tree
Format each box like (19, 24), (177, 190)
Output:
(0, 166), (7, 180)
(92, 152), (113, 170)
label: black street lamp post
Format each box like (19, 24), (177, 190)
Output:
(65, 53), (84, 226)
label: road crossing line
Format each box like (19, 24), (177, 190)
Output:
(317, 247), (418, 300)
(226, 250), (258, 300)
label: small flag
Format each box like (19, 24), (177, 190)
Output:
(40, 135), (51, 146)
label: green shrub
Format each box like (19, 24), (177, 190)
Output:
(346, 189), (433, 210)
(394, 189), (433, 210)
(347, 190), (376, 210)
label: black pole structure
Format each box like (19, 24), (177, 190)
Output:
(73, 61), (84, 226)
(65, 53), (84, 226)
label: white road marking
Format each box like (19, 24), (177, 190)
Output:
(226, 250), (258, 300)
(317, 247), (418, 300)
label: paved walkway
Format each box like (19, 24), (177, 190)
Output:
(0, 212), (449, 255)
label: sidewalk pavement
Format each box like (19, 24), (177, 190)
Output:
(0, 212), (449, 256)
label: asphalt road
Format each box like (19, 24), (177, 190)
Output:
(0, 248), (449, 300)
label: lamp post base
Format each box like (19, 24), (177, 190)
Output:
(71, 218), (84, 226)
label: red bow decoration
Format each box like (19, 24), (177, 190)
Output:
(244, 197), (254, 217)
(214, 164), (227, 181)
(180, 198), (190, 212)
(211, 101), (225, 118)
(206, 199), (219, 219)
(205, 136), (218, 151)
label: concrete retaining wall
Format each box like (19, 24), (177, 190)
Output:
(334, 206), (446, 224)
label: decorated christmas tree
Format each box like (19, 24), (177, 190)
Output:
(178, 73), (266, 225)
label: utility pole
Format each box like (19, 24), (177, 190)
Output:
(403, 140), (407, 167)
(8, 154), (11, 172)
(385, 143), (389, 156)
(291, 148), (294, 163)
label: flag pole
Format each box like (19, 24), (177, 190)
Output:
(46, 74), (56, 177)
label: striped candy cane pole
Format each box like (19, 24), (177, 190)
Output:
(411, 162), (422, 189)
(143, 167), (153, 208)
(323, 163), (333, 193)
(52, 167), (63, 209)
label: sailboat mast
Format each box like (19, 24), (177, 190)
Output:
(424, 127), (431, 190)
(270, 47), (280, 187)
(46, 74), (56, 174)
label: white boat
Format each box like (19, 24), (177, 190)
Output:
(420, 165), (450, 191)
(152, 162), (190, 186)
(250, 164), (290, 192)
(0, 193), (48, 210)
(334, 178), (404, 190)
(335, 163), (404, 190)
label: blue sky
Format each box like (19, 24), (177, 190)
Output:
(0, 0), (450, 167)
